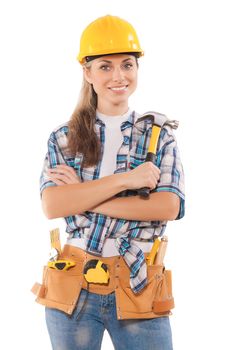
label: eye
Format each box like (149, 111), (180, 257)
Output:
(99, 65), (111, 71)
(123, 63), (133, 70)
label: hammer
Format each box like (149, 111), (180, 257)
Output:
(135, 112), (179, 198)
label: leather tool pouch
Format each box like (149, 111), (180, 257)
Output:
(117, 263), (174, 319)
(31, 261), (84, 315)
(152, 268), (175, 313)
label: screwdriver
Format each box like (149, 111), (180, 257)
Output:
(146, 237), (161, 265)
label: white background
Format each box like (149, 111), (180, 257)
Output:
(1, 0), (240, 349)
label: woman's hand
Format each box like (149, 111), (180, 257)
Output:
(47, 164), (81, 185)
(122, 162), (160, 191)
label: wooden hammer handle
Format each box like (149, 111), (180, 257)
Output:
(154, 236), (168, 265)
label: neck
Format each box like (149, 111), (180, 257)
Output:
(97, 101), (129, 116)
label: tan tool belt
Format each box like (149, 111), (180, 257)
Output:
(31, 244), (174, 320)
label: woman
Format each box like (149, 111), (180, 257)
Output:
(38, 15), (185, 350)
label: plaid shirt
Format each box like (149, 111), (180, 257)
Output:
(40, 111), (185, 293)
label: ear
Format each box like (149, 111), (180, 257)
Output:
(83, 66), (93, 84)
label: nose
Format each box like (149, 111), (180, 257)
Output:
(112, 67), (124, 82)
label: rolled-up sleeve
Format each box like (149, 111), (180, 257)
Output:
(154, 127), (185, 220)
(40, 132), (66, 197)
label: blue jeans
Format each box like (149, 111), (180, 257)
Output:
(45, 289), (173, 350)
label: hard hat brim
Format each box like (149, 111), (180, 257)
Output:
(82, 51), (143, 63)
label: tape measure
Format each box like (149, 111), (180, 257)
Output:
(83, 259), (110, 284)
(48, 260), (76, 271)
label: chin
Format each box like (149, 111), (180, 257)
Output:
(111, 99), (129, 106)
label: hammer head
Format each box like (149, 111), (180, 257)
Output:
(136, 111), (179, 129)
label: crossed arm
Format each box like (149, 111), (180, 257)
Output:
(42, 164), (180, 221)
(90, 192), (180, 221)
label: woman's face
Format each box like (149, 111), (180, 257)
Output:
(83, 54), (138, 112)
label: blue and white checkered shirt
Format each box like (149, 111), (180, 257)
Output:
(40, 110), (185, 293)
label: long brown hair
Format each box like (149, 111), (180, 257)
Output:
(67, 55), (138, 167)
(67, 71), (101, 167)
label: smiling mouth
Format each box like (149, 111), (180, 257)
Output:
(109, 85), (128, 91)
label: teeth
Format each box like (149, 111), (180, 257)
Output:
(110, 86), (127, 91)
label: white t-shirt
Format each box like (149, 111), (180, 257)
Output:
(96, 108), (131, 178)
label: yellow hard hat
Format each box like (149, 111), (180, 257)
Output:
(77, 15), (144, 64)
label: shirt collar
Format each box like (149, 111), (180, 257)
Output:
(95, 109), (133, 126)
(95, 110), (151, 133)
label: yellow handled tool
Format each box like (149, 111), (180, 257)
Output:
(146, 235), (168, 266)
(138, 124), (161, 198)
(146, 237), (161, 265)
(147, 125), (162, 155)
(48, 260), (76, 271)
(135, 112), (178, 199)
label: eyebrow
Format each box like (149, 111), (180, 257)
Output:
(98, 58), (134, 64)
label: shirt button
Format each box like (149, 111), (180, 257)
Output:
(123, 136), (129, 144)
